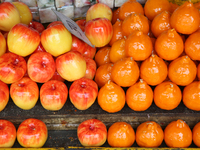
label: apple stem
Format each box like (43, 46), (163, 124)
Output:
(14, 58), (19, 65)
(51, 84), (56, 90)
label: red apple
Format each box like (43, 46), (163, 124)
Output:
(76, 19), (86, 32)
(50, 70), (65, 82)
(0, 32), (6, 57)
(17, 118), (48, 148)
(29, 21), (45, 34)
(46, 21), (63, 28)
(27, 52), (56, 83)
(0, 81), (9, 112)
(7, 23), (40, 57)
(77, 119), (107, 146)
(10, 77), (39, 110)
(69, 77), (98, 110)
(84, 56), (97, 79)
(0, 120), (16, 148)
(40, 80), (68, 111)
(85, 18), (113, 47)
(33, 42), (46, 53)
(56, 51), (86, 82)
(86, 3), (112, 22)
(0, 52), (27, 84)
(0, 2), (20, 31)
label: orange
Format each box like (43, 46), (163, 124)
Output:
(197, 63), (200, 80)
(118, 0), (144, 21)
(151, 11), (171, 38)
(94, 63), (113, 88)
(164, 119), (192, 148)
(125, 30), (152, 61)
(193, 122), (200, 147)
(155, 29), (184, 61)
(198, 9), (200, 31)
(169, 2), (179, 13)
(126, 79), (153, 111)
(194, 2), (200, 9)
(185, 31), (200, 60)
(154, 81), (182, 110)
(168, 55), (197, 86)
(144, 0), (171, 21)
(98, 80), (125, 113)
(109, 38), (126, 63)
(94, 46), (111, 67)
(109, 20), (123, 46)
(111, 57), (140, 87)
(140, 54), (168, 86)
(107, 122), (135, 147)
(136, 121), (164, 147)
(121, 13), (149, 37)
(183, 81), (200, 111)
(111, 8), (120, 24)
(170, 1), (199, 34)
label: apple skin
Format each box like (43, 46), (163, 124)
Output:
(0, 120), (17, 148)
(85, 18), (113, 48)
(33, 42), (46, 53)
(84, 56), (97, 80)
(0, 81), (9, 112)
(12, 2), (32, 25)
(0, 52), (27, 84)
(41, 24), (72, 57)
(76, 19), (86, 32)
(27, 52), (56, 83)
(0, 32), (6, 57)
(46, 21), (63, 28)
(17, 118), (48, 148)
(40, 80), (68, 111)
(29, 21), (45, 34)
(0, 2), (21, 31)
(77, 119), (107, 147)
(56, 51), (86, 82)
(86, 3), (112, 22)
(10, 77), (39, 110)
(7, 23), (41, 57)
(50, 70), (65, 82)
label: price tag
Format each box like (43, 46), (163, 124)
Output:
(52, 9), (95, 48)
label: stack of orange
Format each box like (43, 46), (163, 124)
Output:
(95, 0), (200, 113)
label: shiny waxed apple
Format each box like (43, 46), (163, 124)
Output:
(0, 32), (6, 57)
(0, 81), (9, 112)
(84, 56), (97, 80)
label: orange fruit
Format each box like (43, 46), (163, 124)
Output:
(136, 121), (164, 147)
(118, 0), (144, 21)
(193, 122), (200, 147)
(98, 80), (125, 113)
(109, 19), (123, 46)
(168, 55), (197, 86)
(151, 11), (171, 38)
(154, 81), (182, 110)
(198, 9), (200, 31)
(107, 122), (135, 147)
(197, 63), (200, 80)
(144, 0), (171, 21)
(183, 81), (200, 111)
(140, 54), (168, 86)
(109, 38), (126, 63)
(125, 30), (152, 61)
(126, 79), (153, 111)
(185, 31), (200, 60)
(170, 1), (199, 34)
(111, 7), (120, 24)
(111, 57), (140, 87)
(164, 119), (192, 148)
(121, 13), (149, 37)
(155, 29), (184, 61)
(194, 2), (200, 9)
(94, 63), (113, 88)
(94, 46), (111, 67)
(169, 2), (179, 13)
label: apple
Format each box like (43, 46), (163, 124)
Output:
(86, 3), (112, 22)
(0, 52), (27, 84)
(71, 35), (96, 59)
(7, 23), (40, 57)
(0, 120), (16, 148)
(29, 21), (45, 34)
(0, 32), (6, 57)
(84, 56), (97, 79)
(40, 80), (68, 111)
(0, 81), (9, 112)
(41, 24), (72, 57)
(27, 52), (56, 83)
(56, 51), (86, 82)
(17, 118), (48, 148)
(12, 2), (32, 25)
(50, 70), (65, 82)
(76, 19), (86, 32)
(77, 118), (107, 147)
(0, 2), (20, 31)
(46, 21), (63, 28)
(33, 42), (46, 53)
(85, 18), (113, 47)
(69, 77), (98, 110)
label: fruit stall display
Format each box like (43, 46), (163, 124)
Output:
(1, 0), (200, 149)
